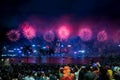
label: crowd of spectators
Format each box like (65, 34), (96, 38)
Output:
(0, 58), (120, 80)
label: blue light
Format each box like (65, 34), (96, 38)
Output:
(81, 50), (85, 53)
(14, 48), (16, 50)
(79, 50), (85, 53)
(78, 50), (81, 53)
(74, 51), (77, 54)
(33, 50), (37, 53)
(17, 48), (20, 51)
(20, 47), (23, 49)
(67, 45), (72, 47)
(42, 47), (46, 49)
(18, 50), (22, 53)
(118, 45), (120, 47)
(32, 44), (36, 47)
(22, 54), (24, 56)
(28, 52), (31, 54)
(8, 50), (14, 52)
(61, 45), (64, 47)
(37, 45), (40, 47)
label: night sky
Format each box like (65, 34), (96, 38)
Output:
(0, 0), (120, 34)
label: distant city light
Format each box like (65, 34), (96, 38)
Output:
(67, 45), (72, 47)
(18, 50), (22, 53)
(17, 48), (20, 50)
(32, 44), (36, 47)
(61, 45), (64, 47)
(28, 52), (31, 54)
(8, 50), (14, 52)
(42, 47), (46, 49)
(81, 50), (85, 53)
(118, 45), (120, 47)
(2, 54), (7, 56)
(33, 50), (37, 53)
(37, 45), (40, 47)
(74, 51), (77, 54)
(20, 47), (23, 49)
(79, 50), (85, 53)
(22, 54), (25, 56)
(14, 48), (17, 50)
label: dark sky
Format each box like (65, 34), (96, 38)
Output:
(0, 0), (120, 43)
(0, 0), (120, 30)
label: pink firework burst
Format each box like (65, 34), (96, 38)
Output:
(79, 28), (92, 41)
(7, 30), (20, 42)
(97, 30), (108, 42)
(113, 30), (120, 43)
(22, 22), (36, 40)
(44, 31), (55, 42)
(58, 26), (70, 40)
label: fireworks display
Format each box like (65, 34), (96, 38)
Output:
(113, 30), (120, 43)
(79, 28), (92, 41)
(7, 30), (20, 42)
(5, 20), (118, 43)
(57, 25), (70, 40)
(97, 30), (108, 42)
(21, 22), (36, 40)
(44, 30), (55, 42)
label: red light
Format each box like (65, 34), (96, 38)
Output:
(58, 26), (70, 40)
(79, 28), (92, 41)
(97, 30), (108, 42)
(21, 22), (36, 40)
(7, 30), (20, 42)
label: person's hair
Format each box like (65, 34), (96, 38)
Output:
(85, 65), (91, 71)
